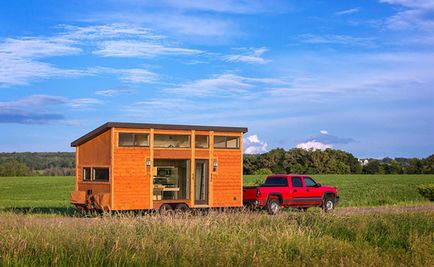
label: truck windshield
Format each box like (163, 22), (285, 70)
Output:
(263, 177), (288, 186)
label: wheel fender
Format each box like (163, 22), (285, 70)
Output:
(267, 193), (283, 204)
(322, 191), (336, 202)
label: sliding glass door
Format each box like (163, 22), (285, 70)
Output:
(194, 160), (208, 205)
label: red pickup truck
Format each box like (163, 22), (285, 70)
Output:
(243, 174), (339, 215)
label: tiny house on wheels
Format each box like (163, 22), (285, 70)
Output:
(70, 122), (248, 213)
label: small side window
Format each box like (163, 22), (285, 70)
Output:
(93, 168), (109, 181)
(291, 177), (303, 187)
(83, 167), (91, 181)
(304, 177), (317, 187)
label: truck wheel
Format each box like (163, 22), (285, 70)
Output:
(159, 204), (174, 215)
(323, 196), (335, 212)
(267, 198), (280, 215)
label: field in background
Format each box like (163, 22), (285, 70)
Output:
(0, 175), (432, 212)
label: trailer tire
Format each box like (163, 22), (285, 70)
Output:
(267, 198), (280, 215)
(174, 203), (189, 213)
(159, 204), (174, 215)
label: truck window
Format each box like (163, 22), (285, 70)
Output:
(304, 177), (317, 187)
(263, 177), (288, 186)
(291, 177), (303, 187)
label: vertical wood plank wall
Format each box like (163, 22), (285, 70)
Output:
(112, 128), (151, 210)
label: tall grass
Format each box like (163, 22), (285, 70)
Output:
(0, 211), (433, 266)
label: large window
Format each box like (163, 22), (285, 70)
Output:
(214, 136), (240, 149)
(153, 159), (190, 200)
(154, 134), (190, 148)
(195, 135), (209, 148)
(119, 133), (149, 147)
(82, 167), (109, 182)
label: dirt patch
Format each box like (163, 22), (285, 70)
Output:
(336, 204), (434, 215)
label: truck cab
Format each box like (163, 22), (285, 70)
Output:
(243, 174), (339, 215)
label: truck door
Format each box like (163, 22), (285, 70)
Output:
(302, 176), (323, 204)
(288, 176), (305, 206)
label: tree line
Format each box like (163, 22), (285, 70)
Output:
(244, 148), (434, 175)
(0, 152), (75, 176)
(0, 150), (433, 176)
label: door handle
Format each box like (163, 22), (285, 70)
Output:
(293, 189), (297, 192)
(306, 189), (310, 192)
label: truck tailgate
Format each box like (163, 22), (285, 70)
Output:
(243, 186), (258, 200)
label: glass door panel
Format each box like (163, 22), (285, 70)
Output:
(195, 160), (208, 205)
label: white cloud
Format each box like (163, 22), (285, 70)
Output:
(0, 37), (80, 58)
(95, 87), (133, 96)
(380, 0), (434, 31)
(0, 56), (84, 87)
(320, 130), (328, 135)
(165, 73), (286, 97)
(60, 23), (163, 40)
(296, 140), (332, 151)
(244, 135), (268, 154)
(0, 94), (101, 124)
(94, 40), (202, 58)
(224, 47), (269, 64)
(334, 7), (360, 16)
(298, 34), (375, 47)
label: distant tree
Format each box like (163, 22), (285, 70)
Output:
(387, 160), (403, 174)
(423, 154), (434, 174)
(405, 158), (423, 174)
(363, 160), (385, 174)
(0, 160), (33, 176)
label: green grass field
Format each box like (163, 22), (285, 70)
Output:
(0, 175), (432, 211)
(0, 175), (433, 266)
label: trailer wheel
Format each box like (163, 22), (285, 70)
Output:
(159, 204), (174, 215)
(267, 198), (280, 215)
(322, 195), (335, 212)
(174, 203), (189, 213)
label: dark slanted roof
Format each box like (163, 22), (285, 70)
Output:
(71, 122), (248, 147)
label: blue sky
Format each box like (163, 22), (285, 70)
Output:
(0, 0), (433, 158)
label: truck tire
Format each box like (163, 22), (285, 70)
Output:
(267, 198), (280, 215)
(323, 195), (335, 212)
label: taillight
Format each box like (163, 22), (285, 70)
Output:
(256, 189), (261, 198)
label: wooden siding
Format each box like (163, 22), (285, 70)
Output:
(112, 128), (151, 210)
(212, 149), (243, 207)
(75, 130), (111, 201)
(78, 130), (111, 166)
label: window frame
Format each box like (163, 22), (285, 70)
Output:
(213, 135), (240, 149)
(118, 132), (150, 147)
(82, 167), (110, 182)
(195, 135), (209, 148)
(154, 134), (191, 148)
(83, 167), (91, 181)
